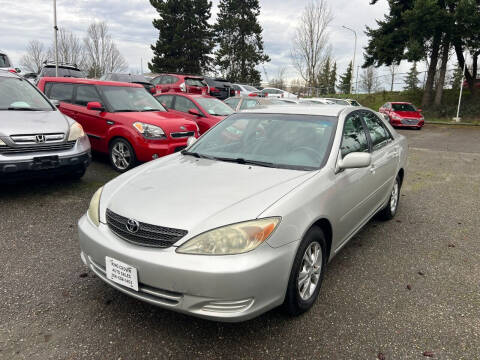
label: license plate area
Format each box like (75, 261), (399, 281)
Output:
(33, 155), (59, 169)
(105, 256), (139, 291)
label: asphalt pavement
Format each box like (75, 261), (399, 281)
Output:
(0, 124), (479, 359)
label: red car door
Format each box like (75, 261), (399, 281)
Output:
(170, 95), (209, 134)
(70, 84), (110, 152)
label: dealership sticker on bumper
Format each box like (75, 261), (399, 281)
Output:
(105, 256), (138, 291)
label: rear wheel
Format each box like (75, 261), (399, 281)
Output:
(283, 226), (327, 316)
(378, 175), (401, 220)
(109, 138), (136, 172)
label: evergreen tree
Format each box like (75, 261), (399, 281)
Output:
(450, 64), (463, 91)
(338, 61), (353, 94)
(214, 0), (270, 85)
(329, 61), (337, 94)
(149, 0), (213, 74)
(317, 57), (331, 95)
(404, 62), (420, 92)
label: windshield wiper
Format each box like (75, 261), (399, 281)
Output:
(140, 109), (162, 112)
(6, 107), (45, 111)
(214, 157), (277, 168)
(181, 150), (215, 160)
(113, 109), (137, 112)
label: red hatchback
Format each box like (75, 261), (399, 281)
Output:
(37, 77), (199, 172)
(151, 74), (208, 95)
(155, 93), (234, 135)
(379, 102), (424, 129)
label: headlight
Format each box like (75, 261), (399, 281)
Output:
(177, 217), (281, 255)
(133, 122), (166, 139)
(87, 186), (103, 226)
(0, 139), (5, 146)
(68, 122), (85, 141)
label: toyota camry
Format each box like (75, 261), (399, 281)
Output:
(78, 105), (407, 322)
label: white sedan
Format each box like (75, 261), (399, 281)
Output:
(258, 87), (298, 99)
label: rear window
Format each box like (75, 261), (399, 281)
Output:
(0, 54), (11, 67)
(41, 67), (86, 78)
(185, 78), (205, 87)
(204, 78), (231, 88)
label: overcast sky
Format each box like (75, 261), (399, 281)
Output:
(0, 0), (420, 88)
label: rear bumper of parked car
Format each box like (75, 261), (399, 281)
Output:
(134, 138), (192, 162)
(0, 136), (91, 180)
(78, 214), (296, 322)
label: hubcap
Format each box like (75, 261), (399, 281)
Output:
(111, 142), (131, 170)
(297, 241), (322, 301)
(390, 180), (399, 213)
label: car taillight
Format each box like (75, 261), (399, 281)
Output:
(8, 69), (16, 73)
(179, 82), (186, 92)
(248, 93), (257, 97)
(210, 87), (218, 93)
(201, 88), (207, 95)
(235, 90), (240, 96)
(149, 87), (156, 94)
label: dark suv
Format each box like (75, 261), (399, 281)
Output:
(203, 77), (235, 100)
(37, 62), (86, 83)
(101, 73), (156, 94)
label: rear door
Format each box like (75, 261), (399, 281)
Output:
(70, 84), (109, 151)
(360, 110), (398, 209)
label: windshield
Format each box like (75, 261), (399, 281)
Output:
(0, 54), (11, 67)
(329, 99), (349, 105)
(186, 113), (336, 170)
(0, 77), (52, 111)
(42, 67), (86, 78)
(243, 85), (258, 92)
(392, 103), (416, 112)
(196, 97), (234, 116)
(185, 78), (205, 87)
(100, 86), (166, 112)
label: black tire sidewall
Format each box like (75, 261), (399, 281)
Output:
(284, 226), (327, 315)
(109, 138), (136, 173)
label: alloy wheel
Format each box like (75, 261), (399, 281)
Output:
(297, 241), (323, 301)
(390, 180), (399, 214)
(111, 142), (131, 171)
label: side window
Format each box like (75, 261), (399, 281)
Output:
(168, 76), (178, 84)
(224, 97), (240, 109)
(173, 96), (198, 113)
(157, 95), (174, 109)
(231, 84), (240, 91)
(240, 99), (259, 110)
(75, 85), (102, 107)
(341, 112), (369, 157)
(151, 77), (162, 85)
(362, 111), (392, 151)
(48, 83), (74, 103)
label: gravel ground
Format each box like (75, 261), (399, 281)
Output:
(0, 124), (479, 360)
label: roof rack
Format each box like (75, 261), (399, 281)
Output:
(43, 61), (80, 68)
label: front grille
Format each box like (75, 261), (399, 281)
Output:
(106, 209), (188, 248)
(170, 131), (195, 138)
(401, 118), (419, 125)
(0, 141), (75, 154)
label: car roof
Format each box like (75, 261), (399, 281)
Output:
(39, 77), (143, 87)
(0, 69), (19, 78)
(155, 93), (215, 99)
(243, 104), (350, 117)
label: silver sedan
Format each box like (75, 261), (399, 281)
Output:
(78, 105), (407, 322)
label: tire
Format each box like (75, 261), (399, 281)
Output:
(109, 138), (136, 173)
(283, 226), (327, 316)
(378, 175), (401, 220)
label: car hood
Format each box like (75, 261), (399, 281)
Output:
(394, 111), (421, 118)
(111, 111), (198, 133)
(0, 110), (70, 138)
(101, 153), (313, 243)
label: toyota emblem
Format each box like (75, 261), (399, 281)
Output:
(35, 134), (46, 143)
(126, 219), (140, 233)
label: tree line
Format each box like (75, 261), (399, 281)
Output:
(148, 0), (270, 86)
(20, 22), (128, 78)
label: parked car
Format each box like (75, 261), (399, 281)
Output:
(155, 93), (233, 135)
(23, 72), (38, 84)
(78, 104), (407, 322)
(231, 83), (260, 97)
(300, 98), (336, 105)
(0, 70), (91, 180)
(100, 73), (156, 94)
(37, 62), (86, 83)
(37, 77), (199, 172)
(323, 98), (351, 106)
(257, 87), (298, 99)
(379, 102), (424, 129)
(151, 74), (208, 95)
(203, 77), (236, 100)
(345, 98), (362, 106)
(224, 96), (289, 111)
(0, 51), (20, 73)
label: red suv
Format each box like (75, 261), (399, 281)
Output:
(379, 102), (424, 129)
(155, 93), (234, 135)
(37, 77), (199, 172)
(151, 74), (208, 95)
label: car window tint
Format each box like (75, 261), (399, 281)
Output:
(185, 78), (204, 87)
(224, 98), (240, 109)
(167, 76), (178, 84)
(240, 99), (259, 110)
(362, 111), (391, 151)
(48, 83), (74, 103)
(75, 85), (102, 107)
(341, 112), (369, 157)
(173, 96), (198, 113)
(157, 95), (174, 109)
(151, 76), (162, 85)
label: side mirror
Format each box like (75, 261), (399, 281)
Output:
(50, 99), (60, 107)
(87, 101), (104, 112)
(382, 113), (390, 122)
(15, 68), (21, 73)
(188, 108), (202, 117)
(338, 152), (371, 170)
(187, 136), (197, 147)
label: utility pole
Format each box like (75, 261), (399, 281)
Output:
(53, 0), (59, 77)
(454, 56), (467, 122)
(355, 65), (360, 94)
(342, 25), (357, 95)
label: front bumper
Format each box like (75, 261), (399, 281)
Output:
(391, 119), (424, 128)
(134, 139), (191, 162)
(78, 215), (297, 322)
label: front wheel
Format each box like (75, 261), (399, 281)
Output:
(378, 175), (401, 220)
(283, 226), (327, 316)
(109, 138), (136, 173)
